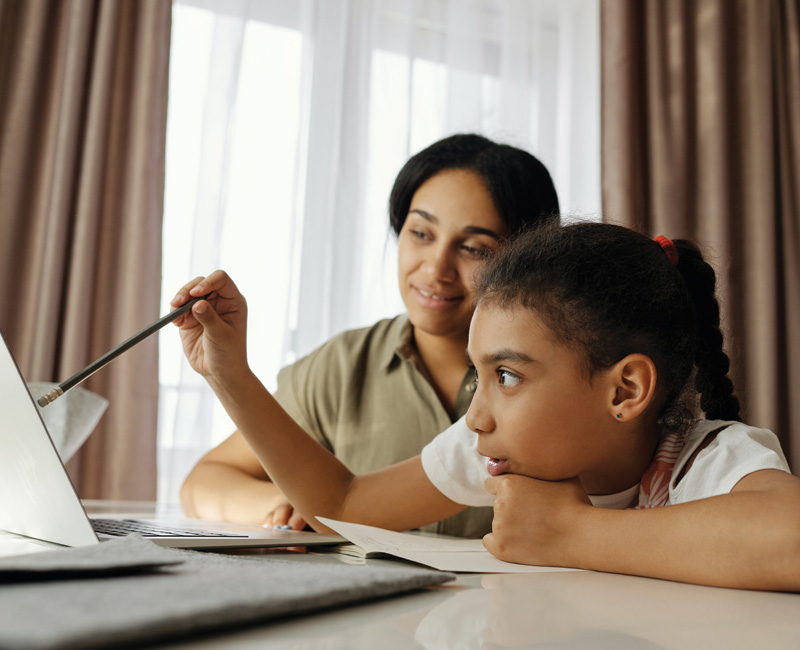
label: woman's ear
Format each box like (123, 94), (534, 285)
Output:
(607, 354), (657, 422)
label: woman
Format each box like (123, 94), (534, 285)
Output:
(178, 133), (559, 538)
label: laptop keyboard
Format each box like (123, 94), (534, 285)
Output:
(92, 518), (247, 538)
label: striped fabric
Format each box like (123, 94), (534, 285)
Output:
(632, 426), (691, 509)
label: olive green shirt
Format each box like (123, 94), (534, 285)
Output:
(274, 315), (493, 538)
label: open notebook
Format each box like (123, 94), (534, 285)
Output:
(0, 329), (343, 551)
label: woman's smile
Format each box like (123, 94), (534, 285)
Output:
(412, 284), (465, 309)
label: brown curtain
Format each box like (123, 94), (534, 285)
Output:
(601, 0), (800, 472)
(0, 0), (171, 498)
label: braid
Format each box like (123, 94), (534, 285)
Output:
(673, 240), (741, 422)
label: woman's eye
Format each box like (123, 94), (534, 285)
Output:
(497, 369), (520, 387)
(411, 229), (430, 241)
(461, 244), (494, 259)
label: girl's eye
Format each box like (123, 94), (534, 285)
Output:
(468, 364), (478, 384)
(411, 229), (430, 241)
(497, 369), (520, 387)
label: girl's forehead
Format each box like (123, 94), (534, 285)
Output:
(473, 300), (544, 330)
(469, 302), (594, 383)
(470, 302), (555, 351)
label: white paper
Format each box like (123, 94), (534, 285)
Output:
(28, 382), (108, 462)
(316, 517), (581, 574)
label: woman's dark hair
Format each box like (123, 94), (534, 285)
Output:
(475, 221), (741, 428)
(388, 134), (559, 236)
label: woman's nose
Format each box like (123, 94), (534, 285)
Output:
(424, 244), (457, 282)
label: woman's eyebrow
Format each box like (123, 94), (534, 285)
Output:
(409, 208), (436, 222)
(464, 226), (502, 240)
(408, 210), (502, 241)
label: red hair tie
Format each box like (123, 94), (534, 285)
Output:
(654, 235), (678, 267)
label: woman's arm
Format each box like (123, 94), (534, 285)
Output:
(172, 271), (465, 533)
(484, 469), (800, 591)
(180, 430), (295, 526)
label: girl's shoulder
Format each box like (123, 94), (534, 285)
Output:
(682, 420), (787, 461)
(669, 420), (791, 504)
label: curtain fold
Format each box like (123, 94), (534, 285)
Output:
(0, 0), (171, 499)
(601, 0), (800, 471)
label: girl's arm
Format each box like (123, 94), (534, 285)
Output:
(203, 360), (464, 532)
(171, 272), (465, 533)
(484, 469), (800, 591)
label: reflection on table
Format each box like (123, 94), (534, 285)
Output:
(5, 502), (798, 649)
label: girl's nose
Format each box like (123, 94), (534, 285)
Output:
(465, 385), (494, 434)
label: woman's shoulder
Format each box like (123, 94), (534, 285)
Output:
(327, 314), (409, 349)
(279, 315), (408, 379)
(306, 314), (408, 360)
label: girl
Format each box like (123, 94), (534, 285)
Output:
(172, 222), (800, 590)
(178, 134), (559, 538)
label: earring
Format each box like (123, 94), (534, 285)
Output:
(615, 413), (622, 419)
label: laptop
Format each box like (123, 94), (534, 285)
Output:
(0, 330), (344, 551)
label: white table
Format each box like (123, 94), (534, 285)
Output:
(5, 501), (800, 649)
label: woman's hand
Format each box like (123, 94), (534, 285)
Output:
(482, 474), (591, 568)
(262, 499), (309, 531)
(170, 270), (249, 384)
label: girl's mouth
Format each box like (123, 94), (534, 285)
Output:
(486, 458), (509, 476)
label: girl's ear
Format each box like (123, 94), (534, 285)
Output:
(607, 354), (658, 422)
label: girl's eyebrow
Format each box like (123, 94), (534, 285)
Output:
(483, 349), (535, 365)
(408, 209), (502, 241)
(467, 348), (535, 365)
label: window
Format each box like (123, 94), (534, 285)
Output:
(159, 0), (600, 503)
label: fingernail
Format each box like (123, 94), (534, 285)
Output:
(194, 301), (207, 314)
(172, 294), (183, 305)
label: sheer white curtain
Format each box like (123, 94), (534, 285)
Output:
(158, 0), (601, 502)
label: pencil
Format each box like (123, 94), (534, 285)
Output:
(37, 293), (212, 407)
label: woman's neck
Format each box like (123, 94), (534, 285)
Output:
(411, 327), (470, 415)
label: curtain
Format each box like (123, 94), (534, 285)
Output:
(0, 0), (172, 498)
(601, 0), (800, 471)
(158, 0), (602, 502)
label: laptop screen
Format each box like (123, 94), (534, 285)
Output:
(0, 332), (98, 547)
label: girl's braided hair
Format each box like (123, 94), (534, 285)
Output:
(475, 221), (741, 428)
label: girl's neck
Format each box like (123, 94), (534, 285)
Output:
(582, 419), (660, 496)
(411, 327), (470, 414)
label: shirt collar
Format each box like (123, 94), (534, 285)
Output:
(384, 314), (418, 371)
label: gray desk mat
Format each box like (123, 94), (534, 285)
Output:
(0, 535), (454, 650)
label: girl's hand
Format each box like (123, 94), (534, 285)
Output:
(483, 474), (592, 568)
(262, 499), (309, 531)
(170, 270), (249, 383)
